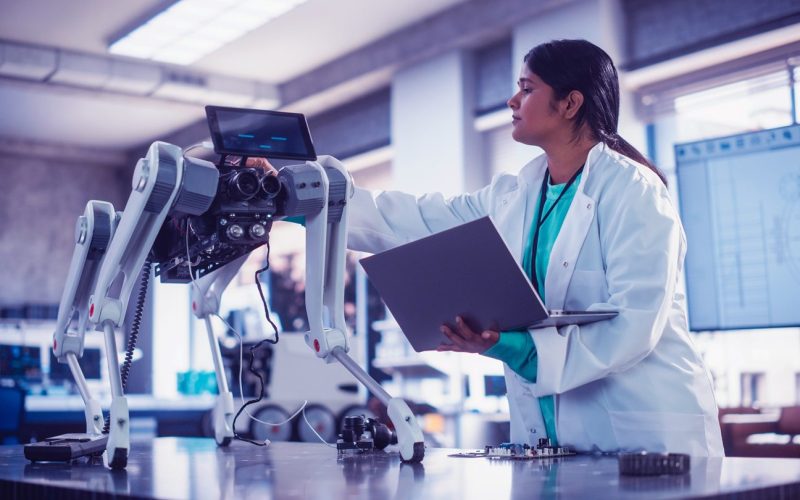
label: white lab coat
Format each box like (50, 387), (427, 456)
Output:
(347, 142), (724, 457)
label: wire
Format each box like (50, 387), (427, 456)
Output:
(301, 406), (338, 449)
(122, 259), (150, 390)
(102, 259), (150, 434)
(229, 335), (276, 447)
(182, 143), (204, 154)
(255, 240), (279, 344)
(213, 313), (304, 446)
(185, 221), (203, 297)
(183, 214), (333, 447)
(215, 314), (304, 426)
(212, 313), (336, 448)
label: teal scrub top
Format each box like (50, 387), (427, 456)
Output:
(483, 172), (582, 445)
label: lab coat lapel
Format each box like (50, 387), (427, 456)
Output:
(513, 157), (548, 261)
(499, 156), (547, 263)
(543, 143), (604, 309)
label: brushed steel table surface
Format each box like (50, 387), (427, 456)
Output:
(2, 437), (800, 499)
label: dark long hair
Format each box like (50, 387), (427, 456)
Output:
(524, 39), (667, 186)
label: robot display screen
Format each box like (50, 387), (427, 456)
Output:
(206, 106), (317, 161)
(49, 348), (102, 382)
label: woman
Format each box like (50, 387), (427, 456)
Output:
(346, 39), (724, 456)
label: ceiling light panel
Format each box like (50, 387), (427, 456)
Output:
(109, 0), (305, 65)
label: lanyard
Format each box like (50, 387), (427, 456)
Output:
(529, 165), (584, 295)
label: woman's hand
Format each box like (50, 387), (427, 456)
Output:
(437, 316), (499, 354)
(245, 157), (278, 175)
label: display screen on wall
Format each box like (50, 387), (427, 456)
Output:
(675, 124), (800, 331)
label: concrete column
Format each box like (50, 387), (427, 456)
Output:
(391, 49), (483, 196)
(511, 0), (646, 165)
(152, 281), (191, 398)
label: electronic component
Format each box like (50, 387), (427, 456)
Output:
(152, 108), (348, 283)
(449, 438), (575, 460)
(336, 415), (396, 457)
(618, 452), (691, 476)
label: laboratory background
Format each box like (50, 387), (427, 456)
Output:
(1, 0), (800, 498)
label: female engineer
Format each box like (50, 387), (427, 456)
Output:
(344, 39), (724, 457)
(256, 39), (724, 456)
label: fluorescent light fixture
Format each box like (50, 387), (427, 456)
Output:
(109, 0), (306, 65)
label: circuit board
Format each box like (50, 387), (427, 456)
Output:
(449, 440), (575, 460)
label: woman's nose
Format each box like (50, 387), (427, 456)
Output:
(507, 94), (518, 109)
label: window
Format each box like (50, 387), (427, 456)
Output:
(672, 69), (795, 144)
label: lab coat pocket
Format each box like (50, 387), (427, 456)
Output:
(565, 270), (608, 309)
(609, 410), (706, 454)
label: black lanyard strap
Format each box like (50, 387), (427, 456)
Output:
(529, 165), (584, 295)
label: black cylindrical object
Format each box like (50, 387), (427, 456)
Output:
(367, 419), (394, 450)
(260, 174), (281, 198)
(226, 169), (260, 200)
(341, 415), (366, 443)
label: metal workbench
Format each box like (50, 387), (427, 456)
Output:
(1, 438), (800, 499)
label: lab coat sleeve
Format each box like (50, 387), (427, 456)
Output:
(346, 178), (501, 254)
(531, 180), (684, 396)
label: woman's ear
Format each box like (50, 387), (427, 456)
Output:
(562, 90), (584, 120)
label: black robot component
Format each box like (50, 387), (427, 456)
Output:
(24, 434), (108, 462)
(336, 415), (397, 457)
(151, 106), (348, 283)
(618, 452), (691, 476)
(152, 161), (283, 283)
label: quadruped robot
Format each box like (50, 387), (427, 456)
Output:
(25, 106), (424, 469)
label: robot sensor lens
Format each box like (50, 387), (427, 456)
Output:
(260, 175), (281, 198)
(226, 224), (245, 239)
(229, 170), (260, 200)
(250, 224), (267, 238)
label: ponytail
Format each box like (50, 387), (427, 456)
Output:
(599, 130), (668, 186)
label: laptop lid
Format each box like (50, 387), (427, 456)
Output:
(360, 216), (551, 352)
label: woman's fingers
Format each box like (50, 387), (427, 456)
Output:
(245, 157), (278, 174)
(439, 321), (498, 353)
(441, 325), (466, 348)
(481, 330), (500, 342)
(455, 316), (477, 340)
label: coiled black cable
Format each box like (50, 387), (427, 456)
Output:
(103, 260), (150, 434)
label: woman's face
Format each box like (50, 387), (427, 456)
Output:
(507, 66), (562, 147)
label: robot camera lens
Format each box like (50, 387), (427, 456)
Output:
(226, 224), (245, 240)
(250, 223), (267, 239)
(260, 174), (281, 199)
(228, 169), (260, 200)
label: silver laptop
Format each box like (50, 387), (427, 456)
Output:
(359, 216), (617, 352)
